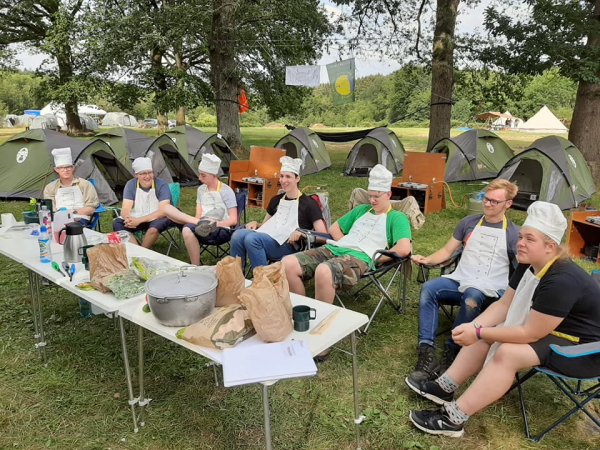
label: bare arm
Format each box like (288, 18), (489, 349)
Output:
(246, 213), (270, 230)
(480, 310), (563, 344)
(411, 237), (462, 265)
(328, 221), (344, 241)
(120, 199), (134, 220)
(217, 208), (238, 228)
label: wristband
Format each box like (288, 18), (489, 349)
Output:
(475, 326), (483, 340)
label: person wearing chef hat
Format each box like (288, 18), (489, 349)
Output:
(230, 156), (327, 271)
(283, 164), (411, 359)
(112, 157), (174, 248)
(43, 147), (99, 226)
(162, 153), (238, 265)
(408, 179), (520, 383)
(407, 201), (600, 438)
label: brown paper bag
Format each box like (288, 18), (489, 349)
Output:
(178, 304), (254, 349)
(88, 244), (128, 293)
(215, 256), (245, 306)
(239, 262), (293, 342)
(253, 262), (292, 318)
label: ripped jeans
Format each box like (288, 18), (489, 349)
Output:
(418, 277), (498, 350)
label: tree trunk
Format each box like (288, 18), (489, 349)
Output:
(176, 106), (186, 126)
(174, 51), (187, 126)
(569, 0), (600, 184)
(209, 0), (245, 157)
(57, 48), (82, 133)
(426, 0), (460, 151)
(152, 47), (169, 135)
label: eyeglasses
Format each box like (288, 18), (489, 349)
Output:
(56, 166), (74, 171)
(368, 192), (386, 200)
(482, 196), (508, 207)
(137, 171), (153, 177)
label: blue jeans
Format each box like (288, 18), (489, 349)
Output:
(418, 277), (497, 350)
(230, 229), (295, 271)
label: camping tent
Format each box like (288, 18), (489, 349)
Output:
(492, 111), (522, 129)
(96, 127), (197, 184)
(343, 127), (405, 176)
(0, 130), (131, 205)
(16, 115), (35, 127)
(519, 106), (568, 134)
(497, 136), (596, 210)
(102, 112), (138, 127)
(274, 127), (331, 175)
(431, 129), (514, 182)
(30, 114), (60, 130)
(166, 125), (237, 176)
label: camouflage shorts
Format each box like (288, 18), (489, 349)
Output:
(294, 247), (369, 291)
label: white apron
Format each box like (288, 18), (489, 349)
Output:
(55, 180), (89, 220)
(444, 216), (509, 298)
(485, 257), (557, 363)
(327, 207), (390, 261)
(200, 181), (229, 221)
(256, 194), (300, 245)
(130, 180), (160, 218)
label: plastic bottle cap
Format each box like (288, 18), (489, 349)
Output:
(40, 225), (47, 232)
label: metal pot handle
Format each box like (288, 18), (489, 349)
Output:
(155, 297), (170, 304)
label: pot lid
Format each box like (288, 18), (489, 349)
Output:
(146, 270), (217, 298)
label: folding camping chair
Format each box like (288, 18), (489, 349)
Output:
(86, 179), (106, 232)
(198, 191), (247, 264)
(511, 341), (600, 442)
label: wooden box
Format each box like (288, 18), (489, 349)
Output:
(567, 210), (600, 265)
(391, 152), (447, 214)
(229, 146), (286, 209)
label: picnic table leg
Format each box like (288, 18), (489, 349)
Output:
(28, 270), (47, 365)
(138, 325), (150, 427)
(351, 331), (365, 450)
(262, 384), (273, 450)
(119, 316), (139, 433)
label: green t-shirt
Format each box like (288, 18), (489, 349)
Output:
(324, 204), (411, 264)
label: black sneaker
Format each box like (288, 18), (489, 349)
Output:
(405, 377), (454, 405)
(439, 344), (460, 375)
(408, 344), (440, 382)
(409, 409), (465, 437)
(194, 220), (217, 237)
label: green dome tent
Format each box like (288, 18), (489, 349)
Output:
(343, 127), (404, 176)
(274, 127), (331, 175)
(0, 129), (131, 205)
(431, 129), (514, 182)
(96, 128), (197, 184)
(497, 136), (596, 210)
(165, 125), (237, 176)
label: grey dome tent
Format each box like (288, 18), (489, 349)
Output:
(431, 129), (514, 182)
(166, 125), (237, 176)
(30, 114), (60, 130)
(497, 136), (596, 210)
(0, 129), (131, 205)
(274, 127), (331, 175)
(101, 112), (138, 127)
(96, 127), (197, 184)
(343, 127), (405, 176)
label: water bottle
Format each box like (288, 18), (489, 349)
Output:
(39, 206), (52, 241)
(79, 298), (93, 318)
(38, 225), (52, 263)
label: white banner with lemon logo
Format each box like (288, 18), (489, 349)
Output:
(326, 58), (356, 105)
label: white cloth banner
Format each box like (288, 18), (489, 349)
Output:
(285, 65), (321, 87)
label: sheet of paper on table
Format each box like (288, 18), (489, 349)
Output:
(222, 340), (317, 387)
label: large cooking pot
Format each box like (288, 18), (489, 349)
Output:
(145, 269), (217, 327)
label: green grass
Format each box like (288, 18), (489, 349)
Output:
(1, 127), (599, 449)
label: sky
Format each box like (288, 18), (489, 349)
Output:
(15, 1), (491, 79)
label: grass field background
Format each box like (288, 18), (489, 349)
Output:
(1, 126), (599, 449)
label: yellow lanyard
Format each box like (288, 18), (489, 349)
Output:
(477, 215), (507, 230)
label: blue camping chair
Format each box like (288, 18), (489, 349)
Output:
(198, 191), (247, 264)
(86, 179), (105, 232)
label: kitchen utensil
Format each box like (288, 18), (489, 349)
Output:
(51, 261), (67, 277)
(69, 264), (75, 282)
(58, 222), (87, 263)
(78, 244), (95, 271)
(310, 310), (340, 335)
(292, 305), (317, 332)
(61, 261), (70, 273)
(145, 269), (217, 327)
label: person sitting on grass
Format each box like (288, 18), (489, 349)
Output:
(163, 153), (238, 265)
(43, 147), (99, 227)
(409, 179), (519, 382)
(112, 157), (174, 248)
(230, 156), (326, 272)
(283, 164), (411, 361)
(407, 201), (600, 438)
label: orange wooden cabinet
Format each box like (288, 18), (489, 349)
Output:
(567, 210), (600, 265)
(229, 146), (285, 209)
(391, 152), (447, 214)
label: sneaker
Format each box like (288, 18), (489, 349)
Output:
(405, 377), (454, 405)
(408, 344), (440, 382)
(409, 409), (465, 437)
(439, 344), (460, 375)
(194, 220), (217, 237)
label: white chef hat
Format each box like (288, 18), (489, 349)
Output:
(52, 147), (73, 167)
(280, 156), (302, 175)
(522, 201), (567, 244)
(132, 157), (153, 174)
(198, 153), (221, 175)
(368, 164), (393, 192)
